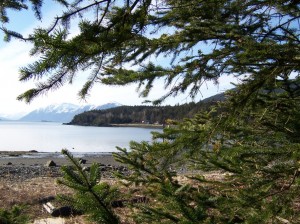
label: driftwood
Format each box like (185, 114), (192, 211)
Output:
(41, 195), (149, 216)
(38, 196), (55, 204)
(42, 202), (79, 217)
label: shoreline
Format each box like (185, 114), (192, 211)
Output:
(0, 150), (120, 167)
(65, 122), (164, 129)
(0, 150), (127, 185)
(109, 123), (164, 129)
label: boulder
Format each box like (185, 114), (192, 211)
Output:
(79, 158), (87, 164)
(45, 160), (56, 167)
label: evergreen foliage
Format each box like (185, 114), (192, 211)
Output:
(57, 149), (120, 224)
(0, 0), (297, 104)
(114, 78), (300, 223)
(1, 0), (300, 223)
(0, 205), (29, 224)
(0, 0), (68, 41)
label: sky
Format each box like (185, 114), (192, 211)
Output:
(0, 2), (238, 118)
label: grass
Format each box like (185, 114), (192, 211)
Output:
(0, 177), (87, 223)
(0, 170), (227, 224)
(0, 176), (136, 223)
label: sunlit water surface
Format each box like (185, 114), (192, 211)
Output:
(0, 121), (159, 154)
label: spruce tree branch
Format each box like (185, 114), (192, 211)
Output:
(97, 0), (111, 25)
(0, 26), (33, 41)
(21, 69), (68, 100)
(62, 149), (91, 188)
(61, 149), (119, 223)
(261, 170), (299, 199)
(89, 190), (119, 223)
(151, 1), (204, 10)
(47, 0), (110, 35)
(261, 16), (300, 43)
(280, 26), (300, 43)
(142, 206), (180, 223)
(130, 0), (140, 11)
(54, 0), (141, 35)
(79, 53), (105, 97)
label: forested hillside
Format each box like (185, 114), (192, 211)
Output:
(68, 93), (224, 126)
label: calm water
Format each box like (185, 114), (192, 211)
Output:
(0, 121), (159, 153)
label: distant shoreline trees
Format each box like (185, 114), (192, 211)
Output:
(68, 100), (219, 126)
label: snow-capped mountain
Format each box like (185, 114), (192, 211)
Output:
(19, 102), (122, 123)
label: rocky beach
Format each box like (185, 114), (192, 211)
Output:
(0, 151), (127, 223)
(0, 151), (125, 180)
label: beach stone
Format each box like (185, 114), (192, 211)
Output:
(6, 162), (12, 165)
(45, 160), (57, 167)
(117, 166), (127, 171)
(79, 158), (87, 164)
(106, 165), (113, 171)
(8, 154), (19, 157)
(100, 166), (108, 171)
(0, 166), (61, 181)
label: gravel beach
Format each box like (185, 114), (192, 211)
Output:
(0, 151), (120, 166)
(0, 151), (124, 181)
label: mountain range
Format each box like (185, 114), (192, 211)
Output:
(0, 92), (227, 123)
(18, 102), (122, 123)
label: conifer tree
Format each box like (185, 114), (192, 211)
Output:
(58, 149), (120, 224)
(0, 205), (29, 224)
(114, 78), (300, 223)
(1, 0), (300, 223)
